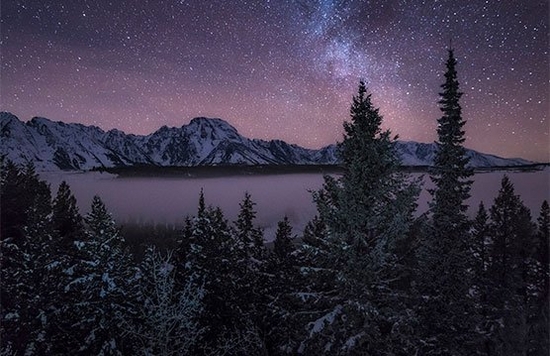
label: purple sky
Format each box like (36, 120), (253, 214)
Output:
(1, 0), (548, 161)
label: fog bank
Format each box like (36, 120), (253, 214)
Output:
(41, 168), (549, 240)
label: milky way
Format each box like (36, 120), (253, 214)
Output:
(1, 0), (548, 161)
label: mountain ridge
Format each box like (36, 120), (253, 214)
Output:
(0, 112), (532, 171)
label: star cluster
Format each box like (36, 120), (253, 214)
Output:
(1, 0), (548, 161)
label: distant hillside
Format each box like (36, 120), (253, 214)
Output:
(0, 112), (532, 171)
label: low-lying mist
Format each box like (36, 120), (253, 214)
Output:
(41, 168), (549, 240)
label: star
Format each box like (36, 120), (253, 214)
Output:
(1, 0), (548, 162)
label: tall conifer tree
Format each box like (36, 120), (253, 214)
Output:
(122, 247), (204, 355)
(52, 181), (84, 242)
(264, 216), (299, 354)
(184, 191), (265, 354)
(232, 193), (267, 352)
(528, 200), (550, 355)
(297, 80), (420, 354)
(70, 196), (137, 354)
(417, 48), (479, 354)
(486, 176), (535, 354)
(0, 162), (55, 354)
(235, 192), (264, 254)
(430, 48), (473, 224)
(48, 181), (88, 353)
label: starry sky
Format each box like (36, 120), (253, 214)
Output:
(1, 0), (548, 162)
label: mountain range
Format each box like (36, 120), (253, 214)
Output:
(0, 112), (532, 171)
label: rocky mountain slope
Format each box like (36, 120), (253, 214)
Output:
(0, 112), (532, 171)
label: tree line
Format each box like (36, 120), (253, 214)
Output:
(1, 49), (548, 355)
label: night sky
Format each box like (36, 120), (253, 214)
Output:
(1, 0), (548, 162)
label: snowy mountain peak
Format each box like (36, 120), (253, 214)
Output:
(187, 117), (241, 141)
(189, 116), (235, 128)
(0, 112), (534, 171)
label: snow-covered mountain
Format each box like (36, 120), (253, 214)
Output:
(0, 112), (532, 171)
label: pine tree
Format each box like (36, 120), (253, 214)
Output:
(272, 216), (294, 266)
(430, 48), (473, 225)
(68, 196), (138, 354)
(534, 200), (549, 304)
(0, 161), (48, 242)
(265, 216), (300, 354)
(47, 181), (88, 353)
(416, 48), (479, 355)
(52, 181), (85, 242)
(232, 192), (265, 303)
(485, 176), (535, 355)
(183, 191), (264, 354)
(235, 192), (265, 260)
(301, 215), (328, 249)
(295, 215), (331, 278)
(296, 80), (420, 354)
(472, 202), (490, 280)
(0, 160), (25, 241)
(0, 162), (56, 354)
(528, 200), (550, 355)
(174, 215), (193, 291)
(121, 247), (204, 355)
(232, 193), (267, 349)
(470, 202), (495, 352)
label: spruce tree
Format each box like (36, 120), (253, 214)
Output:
(301, 215), (328, 250)
(535, 200), (549, 304)
(272, 216), (294, 266)
(235, 192), (265, 260)
(416, 48), (479, 355)
(470, 202), (494, 352)
(47, 181), (88, 353)
(52, 181), (84, 242)
(486, 176), (535, 355)
(183, 191), (264, 354)
(265, 216), (299, 354)
(174, 216), (193, 288)
(1, 160), (40, 241)
(430, 48), (473, 224)
(70, 196), (137, 354)
(296, 80), (420, 354)
(0, 162), (56, 354)
(122, 247), (204, 355)
(528, 200), (549, 355)
(20, 164), (58, 354)
(232, 193), (267, 346)
(295, 215), (330, 274)
(472, 202), (490, 280)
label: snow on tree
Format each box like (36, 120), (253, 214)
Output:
(231, 192), (268, 348)
(472, 202), (490, 282)
(121, 247), (204, 356)
(41, 181), (91, 353)
(296, 80), (421, 354)
(182, 190), (266, 354)
(61, 196), (139, 354)
(0, 161), (56, 354)
(234, 192), (266, 261)
(470, 201), (494, 349)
